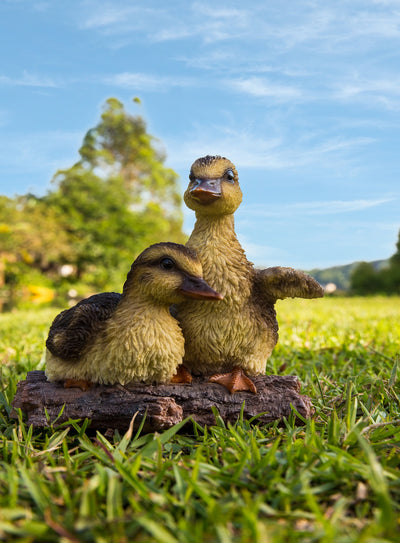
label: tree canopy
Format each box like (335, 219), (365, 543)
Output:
(350, 229), (400, 295)
(0, 98), (185, 309)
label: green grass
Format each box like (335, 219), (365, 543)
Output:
(0, 297), (399, 542)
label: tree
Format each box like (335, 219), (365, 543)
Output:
(44, 97), (185, 289)
(350, 262), (382, 295)
(79, 98), (182, 225)
(389, 229), (400, 268)
(0, 97), (186, 308)
(385, 229), (400, 294)
(350, 229), (400, 295)
(0, 194), (73, 308)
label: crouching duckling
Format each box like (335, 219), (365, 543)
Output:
(45, 242), (222, 389)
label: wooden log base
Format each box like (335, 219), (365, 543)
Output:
(11, 370), (314, 433)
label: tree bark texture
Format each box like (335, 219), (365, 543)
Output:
(11, 371), (314, 433)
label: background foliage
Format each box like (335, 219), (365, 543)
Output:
(350, 231), (400, 295)
(0, 98), (185, 310)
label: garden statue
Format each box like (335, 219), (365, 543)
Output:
(45, 242), (222, 389)
(175, 155), (324, 393)
(12, 160), (318, 432)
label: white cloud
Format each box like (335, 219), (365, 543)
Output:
(228, 76), (302, 101)
(78, 0), (400, 50)
(164, 124), (375, 171)
(76, 2), (400, 118)
(191, 3), (247, 19)
(104, 70), (303, 102)
(348, 10), (400, 39)
(240, 198), (394, 218)
(80, 6), (141, 29)
(165, 130), (283, 169)
(335, 76), (400, 109)
(0, 71), (60, 88)
(104, 72), (195, 91)
(254, 4), (400, 50)
(78, 1), (251, 44)
(79, 4), (184, 40)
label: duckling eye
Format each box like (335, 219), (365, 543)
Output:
(159, 257), (175, 270)
(226, 170), (235, 183)
(189, 173), (200, 187)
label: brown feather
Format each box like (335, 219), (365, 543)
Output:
(46, 292), (121, 360)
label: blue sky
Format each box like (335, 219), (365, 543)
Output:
(0, 0), (399, 270)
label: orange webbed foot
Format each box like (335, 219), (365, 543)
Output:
(209, 367), (257, 394)
(64, 378), (92, 391)
(171, 365), (193, 384)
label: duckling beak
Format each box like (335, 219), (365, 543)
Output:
(179, 275), (223, 301)
(190, 179), (222, 205)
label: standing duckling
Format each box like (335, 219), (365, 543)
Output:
(175, 156), (323, 394)
(45, 242), (222, 388)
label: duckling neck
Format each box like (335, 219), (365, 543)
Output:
(187, 213), (254, 296)
(191, 212), (235, 239)
(115, 291), (171, 321)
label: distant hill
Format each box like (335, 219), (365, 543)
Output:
(308, 260), (389, 291)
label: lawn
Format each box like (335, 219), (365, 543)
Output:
(0, 297), (399, 542)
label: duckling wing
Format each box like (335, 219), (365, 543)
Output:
(255, 267), (324, 302)
(46, 292), (121, 361)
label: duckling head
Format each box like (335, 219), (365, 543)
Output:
(122, 242), (223, 304)
(184, 155), (243, 216)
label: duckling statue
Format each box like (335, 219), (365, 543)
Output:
(175, 155), (324, 394)
(45, 242), (222, 388)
